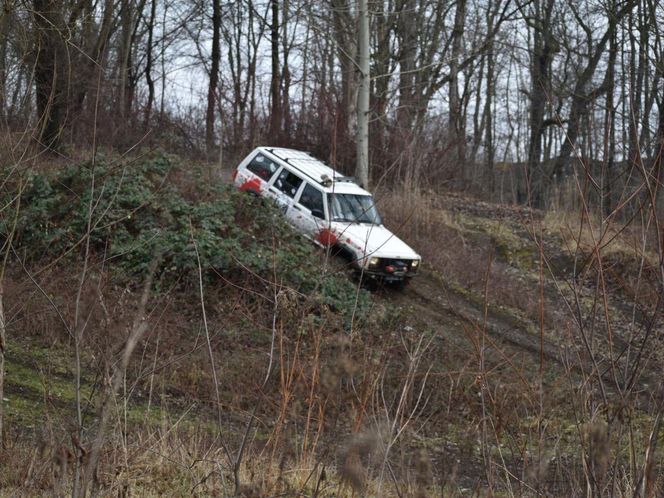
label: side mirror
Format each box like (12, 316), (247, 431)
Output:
(311, 208), (325, 219)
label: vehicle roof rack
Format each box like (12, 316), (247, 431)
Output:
(266, 147), (355, 188)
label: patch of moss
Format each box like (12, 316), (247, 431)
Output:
(5, 354), (90, 404)
(3, 394), (44, 428)
(3, 340), (223, 438)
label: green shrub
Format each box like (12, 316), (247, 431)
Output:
(3, 152), (368, 320)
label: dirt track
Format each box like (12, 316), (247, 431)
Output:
(385, 269), (562, 363)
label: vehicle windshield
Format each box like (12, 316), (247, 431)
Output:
(328, 193), (382, 224)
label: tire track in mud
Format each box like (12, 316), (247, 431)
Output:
(380, 271), (633, 389)
(380, 270), (563, 365)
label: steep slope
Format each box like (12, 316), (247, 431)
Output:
(1, 157), (662, 496)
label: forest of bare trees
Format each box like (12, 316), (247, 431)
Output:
(0, 0), (662, 209)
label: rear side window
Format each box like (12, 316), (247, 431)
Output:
(273, 169), (303, 198)
(298, 183), (324, 214)
(246, 154), (279, 181)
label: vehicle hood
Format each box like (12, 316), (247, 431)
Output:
(334, 222), (420, 260)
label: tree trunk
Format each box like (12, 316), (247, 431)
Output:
(206, 0), (221, 157)
(247, 1), (261, 147)
(281, 0), (291, 138)
(269, 0), (281, 140)
(655, 94), (664, 214)
(628, 1), (647, 165)
(226, 6), (242, 145)
(396, 0), (417, 137)
(70, 0), (115, 120)
(297, 17), (311, 140)
(331, 0), (356, 140)
(0, 7), (10, 124)
(483, 13), (496, 194)
(119, 0), (132, 118)
(603, 29), (617, 217)
(524, 0), (555, 206)
(355, 0), (369, 188)
(33, 0), (68, 150)
(145, 0), (157, 127)
(372, 0), (393, 170)
(449, 0), (467, 165)
(117, 0), (146, 121)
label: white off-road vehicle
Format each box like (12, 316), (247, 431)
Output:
(233, 147), (421, 282)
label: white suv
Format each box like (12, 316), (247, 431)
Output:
(233, 147), (421, 282)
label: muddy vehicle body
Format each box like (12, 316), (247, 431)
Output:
(233, 147), (421, 282)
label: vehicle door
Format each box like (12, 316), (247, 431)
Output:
(265, 167), (304, 215)
(289, 182), (326, 239)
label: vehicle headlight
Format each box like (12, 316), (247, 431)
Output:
(410, 259), (420, 269)
(368, 257), (381, 268)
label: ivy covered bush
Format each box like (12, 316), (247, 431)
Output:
(5, 152), (368, 318)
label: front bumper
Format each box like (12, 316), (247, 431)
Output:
(363, 258), (420, 280)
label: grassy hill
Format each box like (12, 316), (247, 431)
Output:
(1, 151), (662, 496)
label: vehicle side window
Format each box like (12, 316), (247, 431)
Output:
(246, 154), (279, 182)
(298, 183), (324, 215)
(273, 169), (303, 198)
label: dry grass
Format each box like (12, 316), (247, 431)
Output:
(542, 208), (659, 264)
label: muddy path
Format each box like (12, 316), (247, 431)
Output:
(377, 269), (562, 366)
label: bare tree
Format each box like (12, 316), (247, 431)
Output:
(355, 0), (370, 187)
(551, 0), (636, 183)
(222, 0), (266, 148)
(144, 0), (157, 126)
(330, 0), (357, 142)
(118, 0), (149, 119)
(33, 0), (68, 149)
(206, 0), (221, 157)
(520, 0), (557, 206)
(449, 0), (467, 164)
(281, 0), (292, 137)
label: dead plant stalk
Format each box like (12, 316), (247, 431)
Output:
(374, 331), (434, 495)
(80, 258), (159, 496)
